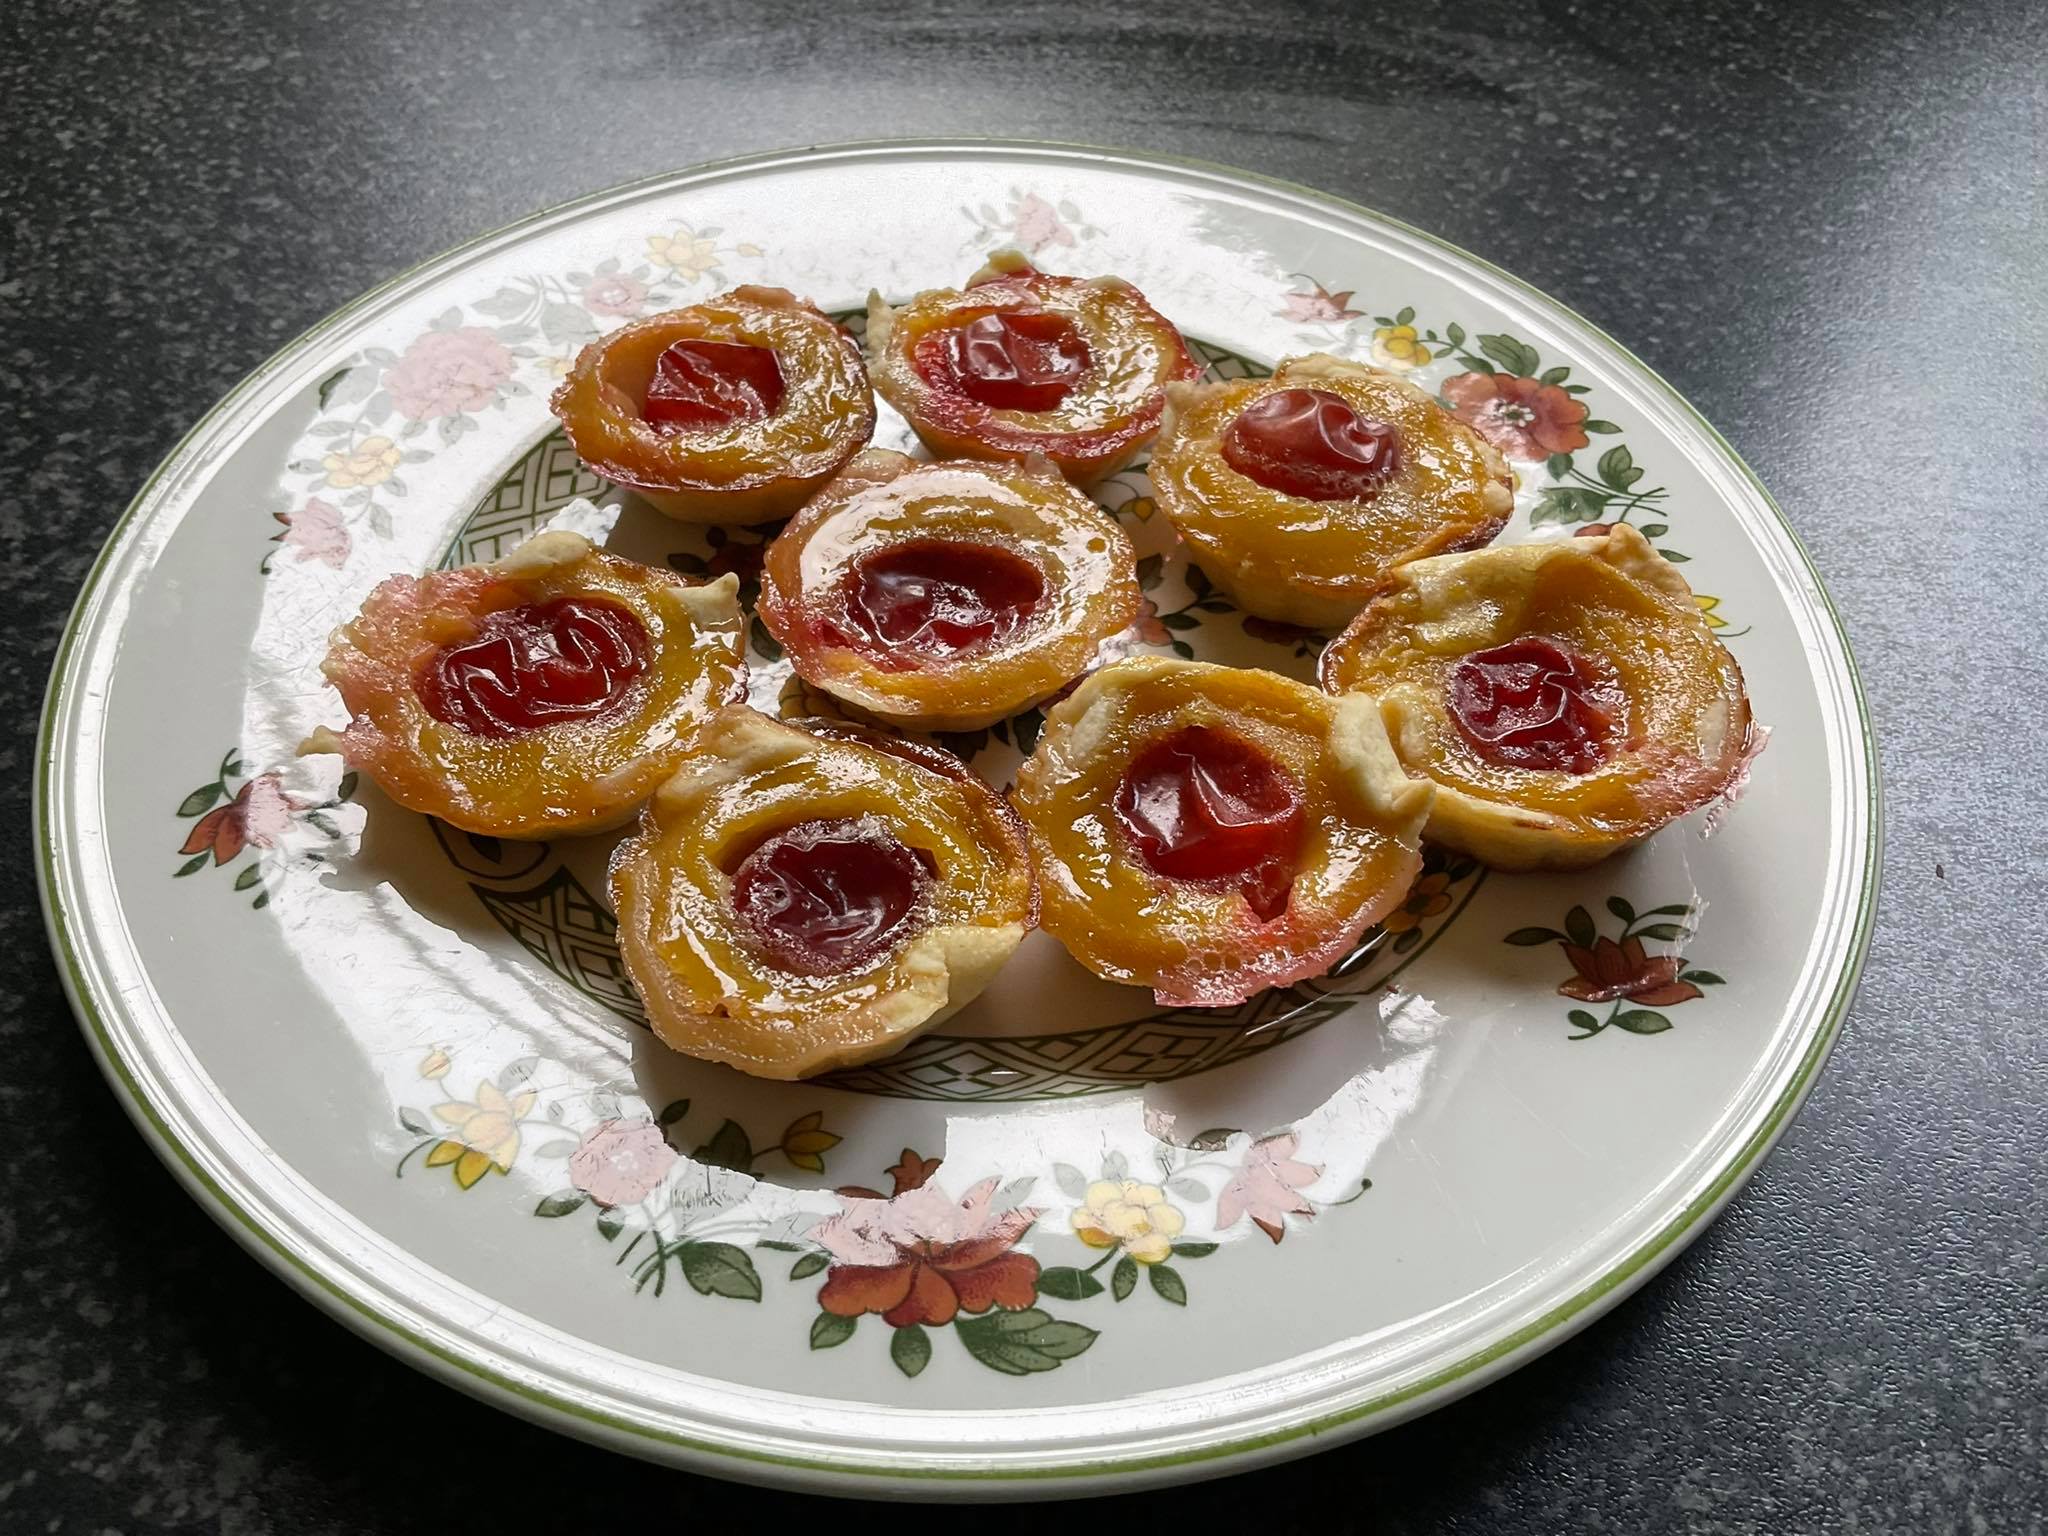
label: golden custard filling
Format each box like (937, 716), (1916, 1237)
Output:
(866, 251), (1198, 486)
(1319, 525), (1753, 868)
(1151, 353), (1512, 629)
(611, 711), (1036, 1078)
(303, 531), (747, 837)
(1012, 657), (1431, 1007)
(757, 450), (1139, 732)
(550, 285), (874, 523)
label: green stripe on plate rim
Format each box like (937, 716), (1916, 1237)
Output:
(35, 137), (1883, 1487)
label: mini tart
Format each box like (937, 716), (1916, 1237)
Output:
(610, 709), (1037, 1079)
(1011, 656), (1433, 1008)
(1318, 525), (1754, 870)
(303, 531), (747, 838)
(1151, 353), (1514, 629)
(757, 449), (1140, 732)
(549, 286), (875, 524)
(865, 250), (1199, 487)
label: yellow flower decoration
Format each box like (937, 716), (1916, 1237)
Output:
(418, 1046), (451, 1080)
(735, 242), (764, 258)
(1071, 1179), (1186, 1264)
(426, 1080), (536, 1189)
(779, 1111), (842, 1174)
(1696, 594), (1729, 630)
(321, 435), (402, 490)
(1117, 493), (1160, 523)
(647, 227), (722, 280)
(1383, 870), (1452, 935)
(1370, 324), (1432, 369)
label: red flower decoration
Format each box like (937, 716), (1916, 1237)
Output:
(1440, 371), (1589, 460)
(179, 774), (298, 866)
(811, 1175), (1041, 1329)
(1557, 935), (1703, 1008)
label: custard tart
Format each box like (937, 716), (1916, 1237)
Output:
(757, 449), (1140, 732)
(610, 710), (1037, 1078)
(550, 286), (874, 524)
(1150, 353), (1513, 629)
(1318, 525), (1755, 869)
(1011, 656), (1432, 1007)
(302, 530), (747, 837)
(865, 250), (1198, 487)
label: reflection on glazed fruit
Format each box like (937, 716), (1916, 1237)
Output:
(831, 539), (1048, 664)
(729, 815), (936, 977)
(1446, 636), (1623, 775)
(937, 309), (1094, 412)
(1112, 725), (1304, 921)
(1221, 387), (1402, 502)
(414, 596), (649, 739)
(642, 338), (786, 434)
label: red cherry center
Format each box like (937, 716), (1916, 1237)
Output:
(926, 309), (1093, 411)
(642, 339), (785, 434)
(1113, 726), (1306, 922)
(1221, 387), (1403, 501)
(830, 539), (1047, 666)
(729, 815), (936, 976)
(416, 596), (650, 739)
(1446, 636), (1622, 774)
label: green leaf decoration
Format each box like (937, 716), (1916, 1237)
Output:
(1564, 906), (1597, 947)
(178, 785), (221, 817)
(756, 1239), (804, 1252)
(790, 1251), (829, 1281)
(1476, 333), (1541, 377)
(1645, 903), (1693, 917)
(1011, 709), (1043, 756)
(1188, 1127), (1238, 1152)
(1445, 321), (1466, 347)
(1567, 1009), (1600, 1034)
(174, 853), (210, 878)
(1395, 305), (1415, 325)
(1169, 639), (1194, 660)
(1540, 365), (1571, 385)
(1135, 554), (1165, 591)
(534, 1190), (586, 1218)
(336, 771), (358, 802)
(1160, 611), (1200, 631)
(656, 1097), (691, 1126)
(1605, 896), (1636, 923)
(1037, 1266), (1106, 1301)
(1102, 1149), (1129, 1180)
(232, 864), (263, 892)
(1148, 1264), (1188, 1306)
(1529, 487), (1612, 526)
(1634, 922), (1691, 942)
(1545, 452), (1573, 479)
(891, 1324), (932, 1379)
(596, 1209), (625, 1242)
(497, 1055), (540, 1090)
(539, 299), (599, 350)
(398, 1108), (432, 1136)
(1596, 445), (1643, 491)
(1659, 549), (1691, 563)
(1680, 969), (1726, 986)
(1638, 522), (1669, 538)
(954, 1308), (1099, 1376)
(1111, 1256), (1138, 1302)
(1582, 418), (1622, 434)
(1504, 926), (1563, 946)
(1184, 563), (1212, 598)
(676, 1241), (763, 1301)
(251, 891), (270, 911)
(1052, 1162), (1090, 1200)
(810, 1312), (856, 1350)
(1166, 1177), (1209, 1201)
(693, 1119), (754, 1172)
(1170, 1241), (1218, 1260)
(1613, 1009), (1674, 1035)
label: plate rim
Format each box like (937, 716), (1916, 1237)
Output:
(35, 136), (1882, 1495)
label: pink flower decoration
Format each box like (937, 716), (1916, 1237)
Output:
(581, 273), (648, 318)
(810, 1177), (1041, 1329)
(568, 1118), (678, 1207)
(1279, 282), (1363, 325)
(1011, 193), (1076, 253)
(1131, 596), (1170, 647)
(1216, 1132), (1322, 1244)
(180, 773), (300, 865)
(384, 326), (515, 421)
(273, 498), (349, 568)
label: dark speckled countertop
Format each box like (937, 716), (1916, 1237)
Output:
(3, 1), (2043, 1529)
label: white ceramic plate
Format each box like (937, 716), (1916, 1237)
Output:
(37, 141), (1876, 1499)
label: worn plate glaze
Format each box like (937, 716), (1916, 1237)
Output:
(38, 142), (1875, 1499)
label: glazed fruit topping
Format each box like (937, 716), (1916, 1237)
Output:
(416, 597), (650, 738)
(1113, 725), (1305, 921)
(642, 339), (786, 433)
(730, 815), (936, 975)
(830, 539), (1047, 665)
(924, 309), (1094, 411)
(1446, 636), (1622, 774)
(1221, 387), (1403, 501)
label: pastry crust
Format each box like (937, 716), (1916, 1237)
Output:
(550, 286), (874, 524)
(757, 449), (1140, 732)
(866, 251), (1199, 487)
(1319, 526), (1754, 869)
(610, 710), (1037, 1078)
(1011, 656), (1432, 1007)
(302, 530), (746, 837)
(1150, 353), (1513, 629)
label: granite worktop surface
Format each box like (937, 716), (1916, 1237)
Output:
(3, 0), (2042, 1529)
